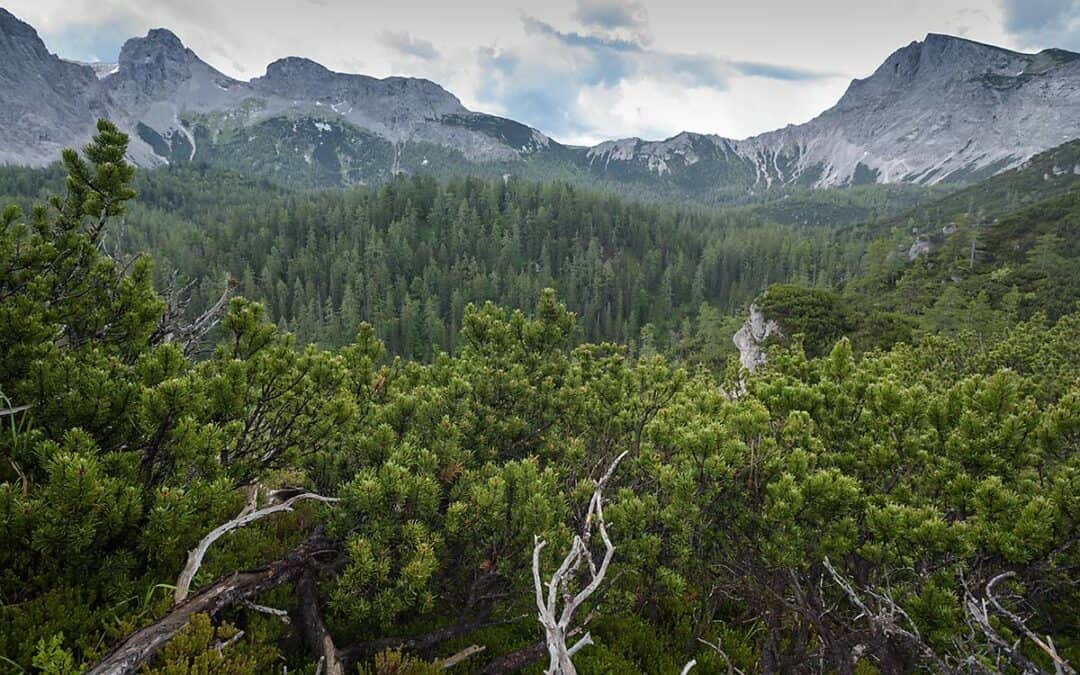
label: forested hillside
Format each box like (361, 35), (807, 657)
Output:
(1, 122), (1078, 675)
(0, 157), (951, 365)
(735, 141), (1080, 362)
(0, 163), (861, 363)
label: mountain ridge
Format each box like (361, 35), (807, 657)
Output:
(1, 7), (1078, 197)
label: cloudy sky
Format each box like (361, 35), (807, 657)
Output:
(5, 0), (1079, 145)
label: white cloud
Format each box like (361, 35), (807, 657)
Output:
(378, 30), (440, 61)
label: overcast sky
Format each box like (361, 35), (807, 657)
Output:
(5, 0), (1079, 145)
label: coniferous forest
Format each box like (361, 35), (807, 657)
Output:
(1, 122), (1079, 675)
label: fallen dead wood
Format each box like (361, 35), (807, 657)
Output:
(87, 532), (329, 675)
(480, 640), (547, 674)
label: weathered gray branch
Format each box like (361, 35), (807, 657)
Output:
(979, 572), (1075, 675)
(174, 489), (338, 604)
(437, 644), (486, 669)
(823, 557), (948, 673)
(243, 600), (291, 623)
(681, 637), (743, 675)
(532, 451), (627, 675)
(152, 274), (236, 357)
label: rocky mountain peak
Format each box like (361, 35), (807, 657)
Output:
(108, 26), (235, 115)
(0, 7), (66, 71)
(1, 6), (1077, 194)
(0, 7), (38, 40)
(143, 28), (185, 49)
(838, 34), (1027, 105)
(0, 8), (110, 167)
(262, 56), (334, 81)
(117, 28), (201, 75)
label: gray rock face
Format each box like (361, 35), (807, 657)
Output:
(0, 8), (112, 165)
(908, 235), (931, 261)
(1, 10), (1078, 194)
(732, 304), (781, 371)
(582, 34), (1080, 190)
(0, 11), (552, 172)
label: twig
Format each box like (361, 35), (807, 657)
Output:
(243, 600), (291, 623)
(986, 572), (1075, 675)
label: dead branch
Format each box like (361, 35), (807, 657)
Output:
(213, 629), (245, 655)
(965, 591), (1041, 674)
(987, 573), (1075, 675)
(151, 274), (236, 358)
(480, 640), (547, 675)
(437, 644), (486, 669)
(243, 600), (291, 623)
(533, 451), (627, 675)
(479, 623), (590, 675)
(0, 404), (30, 417)
(974, 571), (1076, 675)
(174, 490), (339, 604)
(87, 532), (329, 675)
(681, 636), (744, 675)
(699, 637), (743, 675)
(337, 616), (519, 667)
(823, 557), (948, 672)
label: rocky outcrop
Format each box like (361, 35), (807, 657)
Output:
(0, 8), (112, 165)
(0, 10), (555, 173)
(579, 34), (1080, 191)
(732, 304), (782, 371)
(908, 235), (931, 261)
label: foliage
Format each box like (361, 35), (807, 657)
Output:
(0, 124), (1077, 674)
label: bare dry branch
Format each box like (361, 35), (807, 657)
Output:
(823, 557), (948, 672)
(0, 404), (30, 417)
(243, 600), (291, 623)
(532, 451), (627, 675)
(965, 592), (1041, 674)
(151, 274), (237, 357)
(984, 572), (1075, 675)
(213, 629), (245, 655)
(174, 491), (338, 604)
(698, 637), (743, 675)
(438, 644), (486, 669)
(336, 616), (519, 669)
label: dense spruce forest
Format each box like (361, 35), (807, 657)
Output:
(1, 122), (1079, 675)
(3, 142), (1075, 367)
(0, 157), (935, 365)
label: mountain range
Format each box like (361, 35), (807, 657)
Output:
(2, 6), (1079, 198)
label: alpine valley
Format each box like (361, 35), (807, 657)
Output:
(3, 3), (1080, 674)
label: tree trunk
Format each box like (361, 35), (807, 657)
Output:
(296, 569), (344, 675)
